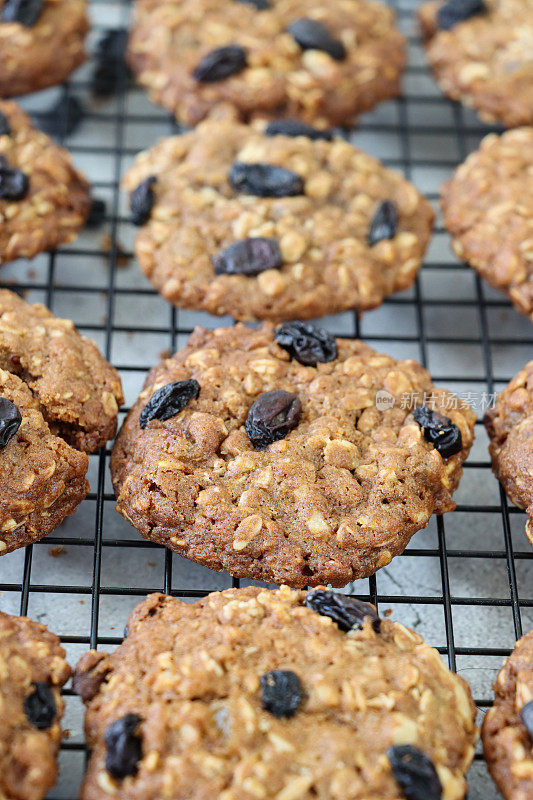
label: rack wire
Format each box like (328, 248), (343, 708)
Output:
(0, 1), (531, 797)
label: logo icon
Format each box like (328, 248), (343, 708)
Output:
(375, 389), (395, 411)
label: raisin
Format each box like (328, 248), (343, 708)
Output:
(235, 0), (270, 7)
(260, 670), (302, 718)
(305, 589), (381, 632)
(245, 390), (301, 449)
(0, 156), (29, 201)
(38, 96), (85, 139)
(520, 701), (533, 740)
(85, 198), (107, 229)
(0, 112), (11, 137)
(24, 683), (56, 729)
(288, 18), (346, 61)
(140, 379), (200, 429)
(368, 200), (398, 246)
(193, 45), (247, 83)
(130, 176), (156, 226)
(230, 162), (304, 198)
(213, 237), (283, 277)
(413, 405), (462, 459)
(265, 119), (333, 141)
(105, 713), (142, 780)
(1, 0), (42, 26)
(275, 321), (337, 367)
(91, 29), (130, 96)
(387, 745), (442, 800)
(437, 0), (486, 30)
(97, 28), (129, 61)
(0, 397), (22, 449)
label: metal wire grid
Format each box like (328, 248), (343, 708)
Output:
(0, 0), (531, 796)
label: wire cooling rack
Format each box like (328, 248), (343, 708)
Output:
(0, 1), (531, 797)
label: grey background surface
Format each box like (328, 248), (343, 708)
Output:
(0, 1), (531, 797)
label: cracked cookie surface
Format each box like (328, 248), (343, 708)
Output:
(441, 128), (533, 323)
(74, 587), (477, 800)
(0, 0), (88, 97)
(111, 324), (475, 587)
(0, 610), (71, 800)
(128, 0), (405, 127)
(122, 119), (434, 322)
(0, 101), (91, 266)
(418, 0), (533, 127)
(485, 360), (533, 545)
(482, 629), (533, 800)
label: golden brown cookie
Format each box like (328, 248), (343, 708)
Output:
(0, 290), (124, 454)
(127, 0), (406, 127)
(418, 0), (533, 127)
(441, 128), (533, 323)
(0, 290), (124, 554)
(484, 360), (533, 545)
(482, 629), (533, 800)
(0, 0), (88, 97)
(74, 587), (478, 800)
(0, 101), (91, 266)
(0, 609), (71, 800)
(122, 118), (434, 322)
(0, 368), (89, 555)
(111, 323), (475, 588)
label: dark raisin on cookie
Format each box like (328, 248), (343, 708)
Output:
(368, 200), (398, 246)
(0, 397), (22, 449)
(287, 18), (346, 61)
(91, 29), (130, 96)
(245, 390), (301, 449)
(0, 112), (11, 137)
(1, 0), (43, 26)
(521, 701), (533, 740)
(193, 45), (248, 83)
(275, 321), (337, 367)
(140, 379), (200, 429)
(24, 682), (57, 730)
(213, 237), (283, 277)
(387, 745), (442, 800)
(437, 0), (486, 31)
(85, 198), (107, 229)
(105, 713), (142, 780)
(413, 405), (462, 459)
(38, 96), (85, 139)
(229, 162), (304, 198)
(265, 119), (333, 141)
(305, 589), (381, 632)
(130, 176), (156, 226)
(0, 156), (29, 201)
(260, 670), (303, 718)
(234, 0), (270, 8)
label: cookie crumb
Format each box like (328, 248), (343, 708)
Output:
(100, 234), (130, 267)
